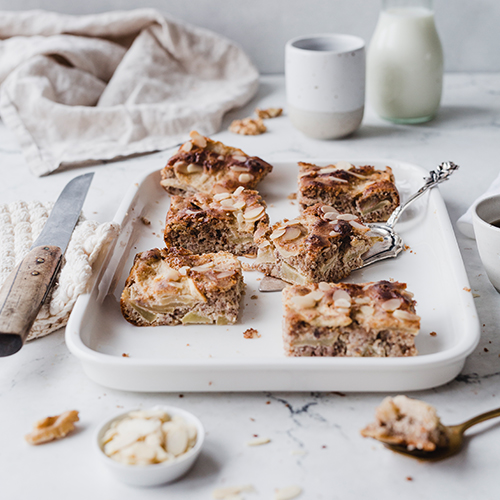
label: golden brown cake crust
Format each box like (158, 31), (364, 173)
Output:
(164, 188), (269, 257)
(282, 281), (420, 357)
(121, 247), (244, 326)
(297, 162), (400, 222)
(252, 203), (380, 284)
(160, 131), (273, 196)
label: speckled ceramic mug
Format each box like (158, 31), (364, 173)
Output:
(473, 194), (500, 292)
(285, 33), (365, 140)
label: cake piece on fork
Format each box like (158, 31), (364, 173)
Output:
(297, 161), (400, 223)
(252, 203), (381, 285)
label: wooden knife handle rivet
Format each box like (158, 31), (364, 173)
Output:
(0, 245), (63, 355)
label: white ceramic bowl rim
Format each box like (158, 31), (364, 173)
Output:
(95, 405), (205, 470)
(287, 33), (365, 54)
(474, 194), (500, 231)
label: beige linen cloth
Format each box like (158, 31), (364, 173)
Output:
(0, 9), (259, 176)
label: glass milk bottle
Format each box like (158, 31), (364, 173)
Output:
(367, 0), (444, 123)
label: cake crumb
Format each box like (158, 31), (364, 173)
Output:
(255, 107), (283, 119)
(288, 192), (297, 200)
(122, 353), (130, 357)
(140, 216), (151, 226)
(250, 295), (258, 300)
(429, 331), (437, 337)
(243, 328), (260, 339)
(229, 117), (266, 135)
(406, 476), (413, 481)
(463, 287), (471, 292)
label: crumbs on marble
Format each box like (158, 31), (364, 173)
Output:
(429, 331), (437, 337)
(250, 295), (258, 300)
(406, 476), (413, 482)
(472, 293), (480, 298)
(244, 328), (260, 339)
(122, 353), (130, 357)
(140, 216), (151, 225)
(463, 287), (471, 292)
(246, 436), (271, 446)
(288, 192), (297, 200)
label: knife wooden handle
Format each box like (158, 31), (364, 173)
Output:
(0, 245), (62, 357)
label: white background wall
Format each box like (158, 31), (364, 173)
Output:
(0, 0), (498, 73)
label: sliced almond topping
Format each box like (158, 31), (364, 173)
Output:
(232, 154), (248, 163)
(164, 269), (181, 282)
(335, 160), (352, 170)
(323, 212), (339, 221)
(360, 305), (375, 316)
(181, 141), (193, 153)
(325, 175), (348, 183)
(318, 167), (341, 174)
(337, 214), (358, 221)
(239, 173), (254, 183)
(216, 271), (234, 279)
(290, 293), (318, 309)
(244, 206), (265, 220)
(348, 171), (368, 180)
(318, 282), (332, 292)
(189, 130), (207, 148)
(309, 290), (324, 301)
(333, 289), (351, 303)
(233, 186), (245, 196)
(334, 298), (351, 309)
(354, 296), (370, 305)
(260, 240), (271, 248)
(178, 266), (190, 276)
(282, 226), (302, 241)
(233, 199), (246, 210)
(187, 163), (203, 174)
(213, 184), (230, 194)
(392, 309), (420, 321)
(381, 298), (402, 312)
(220, 198), (236, 208)
(321, 205), (339, 214)
(350, 220), (367, 231)
(329, 230), (340, 236)
(230, 165), (250, 173)
(213, 192), (232, 201)
(270, 227), (286, 239)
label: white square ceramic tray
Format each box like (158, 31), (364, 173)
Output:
(66, 160), (480, 392)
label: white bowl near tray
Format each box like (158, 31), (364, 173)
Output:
(66, 159), (480, 392)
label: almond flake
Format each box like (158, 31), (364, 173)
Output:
(334, 298), (351, 309)
(233, 200), (246, 210)
(246, 436), (271, 446)
(232, 154), (248, 163)
(275, 485), (303, 500)
(244, 206), (265, 220)
(214, 192), (232, 201)
(270, 227), (286, 239)
(164, 269), (181, 282)
(337, 214), (358, 221)
(323, 212), (339, 221)
(220, 198), (236, 208)
(282, 226), (301, 241)
(329, 230), (340, 236)
(333, 289), (351, 302)
(212, 485), (255, 500)
(350, 220), (367, 231)
(335, 160), (352, 170)
(291, 293), (318, 309)
(360, 305), (375, 316)
(216, 271), (234, 279)
(178, 266), (190, 276)
(318, 282), (332, 292)
(321, 205), (339, 214)
(189, 130), (207, 148)
(231, 165), (250, 173)
(381, 298), (402, 312)
(233, 186), (245, 196)
(393, 309), (419, 321)
(328, 176), (348, 183)
(239, 173), (254, 183)
(187, 163), (203, 174)
(181, 141), (193, 152)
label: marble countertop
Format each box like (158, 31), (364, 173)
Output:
(2, 74), (500, 500)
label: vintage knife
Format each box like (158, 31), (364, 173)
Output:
(0, 173), (94, 357)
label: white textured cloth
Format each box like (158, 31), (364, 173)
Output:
(0, 9), (259, 176)
(0, 201), (120, 340)
(457, 172), (500, 238)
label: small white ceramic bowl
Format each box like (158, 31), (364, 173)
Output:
(95, 405), (204, 487)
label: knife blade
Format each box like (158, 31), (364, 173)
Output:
(0, 173), (94, 357)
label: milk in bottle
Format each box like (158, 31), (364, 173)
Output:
(367, 0), (443, 123)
